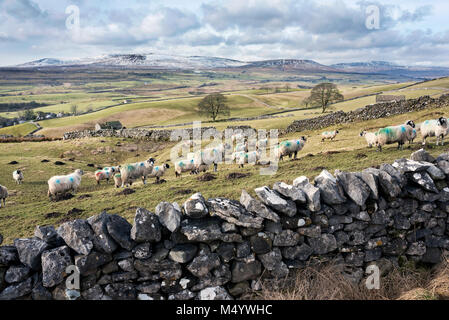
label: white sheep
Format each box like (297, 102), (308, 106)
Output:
(12, 170), (24, 184)
(420, 117), (448, 146)
(410, 128), (417, 144)
(94, 166), (118, 185)
(234, 141), (248, 153)
(232, 151), (261, 168)
(119, 158), (156, 187)
(113, 173), (123, 188)
(47, 169), (84, 199)
(376, 120), (415, 152)
(321, 130), (339, 142)
(275, 137), (307, 161)
(174, 153), (197, 177)
(359, 131), (378, 148)
(256, 139), (268, 150)
(148, 163), (170, 183)
(199, 143), (232, 172)
(0, 185), (8, 208)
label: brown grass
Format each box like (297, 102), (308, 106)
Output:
(246, 258), (449, 300)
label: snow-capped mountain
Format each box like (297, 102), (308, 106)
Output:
(16, 53), (247, 69)
(245, 59), (338, 72)
(13, 55), (449, 79)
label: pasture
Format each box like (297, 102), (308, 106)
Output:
(1, 103), (449, 244)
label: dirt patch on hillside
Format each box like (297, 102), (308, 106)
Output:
(197, 173), (217, 181)
(116, 188), (135, 196)
(227, 172), (250, 180)
(174, 188), (194, 195)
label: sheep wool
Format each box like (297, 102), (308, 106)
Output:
(119, 158), (156, 187)
(321, 130), (339, 142)
(360, 131), (378, 148)
(420, 117), (448, 146)
(95, 166), (118, 185)
(148, 163), (170, 182)
(376, 120), (415, 151)
(13, 170), (24, 184)
(113, 173), (122, 188)
(47, 169), (84, 198)
(0, 185), (8, 208)
(276, 137), (307, 160)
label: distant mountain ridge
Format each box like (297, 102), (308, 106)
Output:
(13, 54), (449, 79)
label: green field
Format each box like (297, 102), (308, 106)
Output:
(2, 66), (447, 139)
(0, 122), (37, 136)
(1, 102), (449, 244)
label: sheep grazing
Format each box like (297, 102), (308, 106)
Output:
(321, 130), (339, 142)
(359, 131), (378, 148)
(376, 120), (416, 152)
(420, 117), (449, 146)
(0, 185), (8, 208)
(113, 173), (122, 188)
(410, 128), (417, 144)
(47, 169), (84, 200)
(234, 141), (248, 153)
(94, 166), (118, 185)
(148, 163), (170, 183)
(174, 154), (197, 177)
(232, 151), (261, 168)
(199, 143), (232, 172)
(12, 170), (24, 184)
(275, 137), (307, 161)
(119, 158), (156, 187)
(256, 139), (268, 150)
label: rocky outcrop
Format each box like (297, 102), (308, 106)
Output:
(1, 149), (449, 300)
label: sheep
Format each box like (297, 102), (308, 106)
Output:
(232, 150), (261, 168)
(148, 163), (170, 183)
(199, 143), (232, 172)
(0, 185), (8, 208)
(113, 173), (122, 188)
(12, 170), (24, 184)
(94, 166), (118, 185)
(359, 131), (378, 148)
(376, 120), (416, 152)
(256, 139), (268, 150)
(234, 141), (248, 153)
(410, 128), (417, 144)
(174, 154), (197, 177)
(119, 158), (156, 187)
(275, 137), (307, 161)
(420, 117), (449, 146)
(321, 130), (339, 142)
(47, 169), (84, 199)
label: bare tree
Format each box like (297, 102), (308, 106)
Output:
(308, 83), (344, 113)
(70, 104), (78, 115)
(198, 93), (230, 121)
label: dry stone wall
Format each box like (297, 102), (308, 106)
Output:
(284, 94), (449, 134)
(1, 149), (449, 300)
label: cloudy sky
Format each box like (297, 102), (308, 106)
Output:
(0, 0), (448, 66)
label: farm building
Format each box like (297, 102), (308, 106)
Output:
(95, 121), (123, 131)
(376, 94), (406, 103)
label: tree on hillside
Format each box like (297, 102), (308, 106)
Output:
(198, 93), (230, 121)
(307, 83), (344, 113)
(70, 104), (78, 115)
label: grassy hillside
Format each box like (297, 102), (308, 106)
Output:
(1, 102), (449, 244)
(0, 122), (38, 137)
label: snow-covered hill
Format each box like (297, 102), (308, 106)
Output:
(16, 53), (247, 69)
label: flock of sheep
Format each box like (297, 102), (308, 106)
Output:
(0, 116), (447, 206)
(359, 117), (449, 151)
